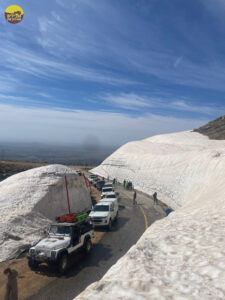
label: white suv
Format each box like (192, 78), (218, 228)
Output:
(101, 186), (114, 198)
(89, 199), (118, 230)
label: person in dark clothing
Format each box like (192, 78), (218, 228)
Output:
(133, 190), (137, 205)
(4, 268), (18, 300)
(123, 180), (126, 188)
(113, 178), (116, 184)
(153, 192), (158, 205)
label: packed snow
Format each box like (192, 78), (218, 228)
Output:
(0, 164), (91, 262)
(76, 131), (225, 300)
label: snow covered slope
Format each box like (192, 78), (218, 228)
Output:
(76, 131), (225, 300)
(0, 164), (91, 262)
(91, 131), (225, 209)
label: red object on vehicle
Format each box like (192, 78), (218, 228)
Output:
(83, 173), (89, 188)
(59, 214), (77, 223)
(65, 175), (71, 214)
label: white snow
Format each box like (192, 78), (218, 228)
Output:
(0, 164), (91, 262)
(75, 131), (225, 300)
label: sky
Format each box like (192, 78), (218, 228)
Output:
(0, 0), (224, 146)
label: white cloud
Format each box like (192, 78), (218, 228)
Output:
(98, 93), (224, 116)
(174, 56), (183, 68)
(0, 42), (137, 86)
(102, 93), (151, 110)
(0, 103), (208, 145)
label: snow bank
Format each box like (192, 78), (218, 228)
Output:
(0, 164), (91, 262)
(76, 131), (225, 299)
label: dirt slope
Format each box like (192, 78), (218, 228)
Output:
(194, 115), (225, 140)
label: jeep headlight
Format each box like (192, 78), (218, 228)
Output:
(29, 248), (35, 255)
(51, 250), (57, 259)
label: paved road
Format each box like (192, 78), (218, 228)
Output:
(28, 185), (167, 300)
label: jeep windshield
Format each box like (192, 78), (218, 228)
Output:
(94, 205), (109, 212)
(102, 188), (113, 192)
(49, 225), (71, 235)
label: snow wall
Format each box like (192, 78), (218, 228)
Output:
(76, 131), (225, 300)
(0, 164), (92, 262)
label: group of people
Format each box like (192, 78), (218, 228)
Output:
(123, 179), (159, 206)
(132, 191), (158, 205)
(123, 180), (133, 190)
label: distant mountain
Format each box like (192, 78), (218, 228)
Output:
(194, 115), (225, 140)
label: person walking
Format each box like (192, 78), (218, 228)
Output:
(123, 180), (126, 188)
(153, 192), (158, 205)
(4, 268), (18, 300)
(133, 190), (137, 205)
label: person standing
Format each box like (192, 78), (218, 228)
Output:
(123, 180), (126, 188)
(153, 192), (158, 205)
(4, 268), (18, 300)
(133, 190), (137, 205)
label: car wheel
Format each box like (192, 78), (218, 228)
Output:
(108, 219), (112, 231)
(84, 239), (92, 254)
(28, 258), (39, 270)
(58, 253), (68, 274)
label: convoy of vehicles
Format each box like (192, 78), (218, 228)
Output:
(88, 177), (119, 230)
(28, 173), (119, 273)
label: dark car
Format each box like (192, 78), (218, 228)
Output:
(96, 180), (105, 191)
(93, 178), (101, 187)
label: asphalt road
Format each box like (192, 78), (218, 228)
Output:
(28, 184), (168, 300)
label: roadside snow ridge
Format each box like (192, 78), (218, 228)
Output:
(0, 164), (91, 262)
(75, 131), (225, 300)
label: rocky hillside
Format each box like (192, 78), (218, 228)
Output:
(194, 115), (225, 140)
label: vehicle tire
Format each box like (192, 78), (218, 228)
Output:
(28, 258), (39, 270)
(58, 253), (68, 274)
(108, 219), (112, 231)
(84, 238), (92, 254)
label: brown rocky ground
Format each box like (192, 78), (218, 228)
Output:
(193, 114), (225, 140)
(0, 161), (48, 181)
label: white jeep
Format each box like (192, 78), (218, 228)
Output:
(89, 199), (118, 231)
(27, 220), (94, 273)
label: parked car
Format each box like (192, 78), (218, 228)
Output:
(101, 192), (117, 201)
(89, 199), (118, 230)
(88, 175), (97, 183)
(75, 170), (82, 176)
(103, 183), (113, 189)
(93, 178), (101, 187)
(96, 180), (105, 190)
(101, 186), (114, 198)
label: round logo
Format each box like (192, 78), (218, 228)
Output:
(5, 5), (24, 24)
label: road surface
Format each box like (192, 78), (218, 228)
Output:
(27, 184), (168, 300)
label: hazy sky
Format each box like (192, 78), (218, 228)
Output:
(0, 0), (224, 146)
